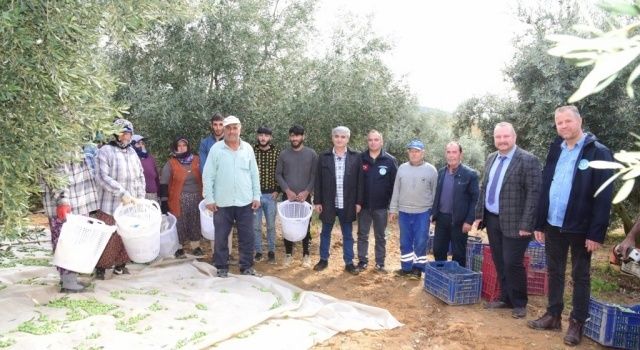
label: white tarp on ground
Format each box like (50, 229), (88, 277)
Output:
(0, 258), (402, 349)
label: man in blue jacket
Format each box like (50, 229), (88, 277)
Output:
(356, 130), (398, 273)
(431, 141), (479, 267)
(528, 106), (614, 346)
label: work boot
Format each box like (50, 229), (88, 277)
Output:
(564, 318), (584, 346)
(254, 252), (263, 262)
(302, 254), (311, 268)
(60, 272), (86, 293)
(527, 312), (562, 331)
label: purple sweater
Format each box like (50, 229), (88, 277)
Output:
(140, 156), (160, 194)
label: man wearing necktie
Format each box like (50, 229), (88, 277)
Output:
(474, 122), (542, 319)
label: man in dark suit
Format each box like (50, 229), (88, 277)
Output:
(528, 106), (614, 346)
(474, 122), (542, 319)
(313, 126), (364, 275)
(432, 141), (479, 267)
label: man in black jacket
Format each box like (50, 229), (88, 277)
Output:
(431, 141), (479, 267)
(356, 130), (398, 273)
(528, 105), (614, 346)
(313, 126), (364, 275)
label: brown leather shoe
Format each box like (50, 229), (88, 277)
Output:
(563, 318), (584, 346)
(527, 312), (561, 331)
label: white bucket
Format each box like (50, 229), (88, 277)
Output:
(114, 199), (161, 263)
(277, 201), (313, 242)
(159, 213), (180, 258)
(53, 214), (115, 274)
(199, 200), (215, 240)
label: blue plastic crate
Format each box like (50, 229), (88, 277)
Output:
(423, 261), (482, 305)
(584, 297), (640, 349)
(525, 241), (546, 269)
(466, 236), (486, 270)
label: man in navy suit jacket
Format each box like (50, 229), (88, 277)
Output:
(431, 141), (479, 267)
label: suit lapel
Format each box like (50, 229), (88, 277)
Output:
(502, 148), (521, 184)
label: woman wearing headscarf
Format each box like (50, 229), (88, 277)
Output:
(94, 118), (146, 279)
(132, 134), (160, 202)
(159, 137), (204, 257)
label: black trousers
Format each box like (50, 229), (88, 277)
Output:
(433, 213), (468, 267)
(544, 225), (592, 322)
(485, 211), (530, 308)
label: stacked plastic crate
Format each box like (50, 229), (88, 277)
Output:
(481, 246), (530, 302)
(423, 261), (482, 305)
(584, 297), (640, 349)
(465, 236), (486, 272)
(525, 241), (548, 296)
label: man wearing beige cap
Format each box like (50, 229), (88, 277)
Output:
(203, 116), (262, 277)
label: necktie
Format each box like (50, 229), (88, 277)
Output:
(487, 156), (506, 206)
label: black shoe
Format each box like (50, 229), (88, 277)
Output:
(409, 268), (422, 280)
(254, 252), (264, 262)
(267, 251), (276, 264)
(217, 268), (229, 278)
(175, 249), (186, 259)
(394, 269), (412, 278)
(240, 267), (263, 277)
(484, 301), (512, 309)
(345, 264), (359, 275)
(192, 247), (204, 256)
(512, 307), (527, 319)
(374, 264), (387, 273)
(356, 261), (368, 272)
(313, 259), (328, 271)
(60, 286), (87, 293)
(94, 268), (105, 280)
(113, 264), (130, 275)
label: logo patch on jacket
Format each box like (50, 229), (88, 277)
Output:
(378, 166), (388, 175)
(362, 164), (370, 172)
(578, 159), (589, 170)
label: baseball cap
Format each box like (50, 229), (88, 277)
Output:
(132, 134), (144, 143)
(223, 115), (241, 126)
(406, 139), (425, 150)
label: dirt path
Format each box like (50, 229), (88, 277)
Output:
(247, 221), (610, 350)
(27, 214), (615, 349)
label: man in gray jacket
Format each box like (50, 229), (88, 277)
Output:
(474, 122), (542, 319)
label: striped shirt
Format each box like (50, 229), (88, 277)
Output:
(95, 144), (146, 215)
(334, 149), (346, 209)
(42, 158), (100, 217)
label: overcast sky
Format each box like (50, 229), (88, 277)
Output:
(314, 0), (525, 112)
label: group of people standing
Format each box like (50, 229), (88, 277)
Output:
(43, 104), (615, 347)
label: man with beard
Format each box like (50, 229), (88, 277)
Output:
(199, 112), (224, 174)
(203, 116), (261, 277)
(275, 125), (318, 268)
(253, 126), (280, 264)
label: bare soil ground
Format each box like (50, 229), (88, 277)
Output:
(29, 213), (639, 349)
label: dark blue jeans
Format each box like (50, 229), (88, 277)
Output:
(213, 204), (254, 271)
(319, 208), (355, 265)
(433, 213), (468, 267)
